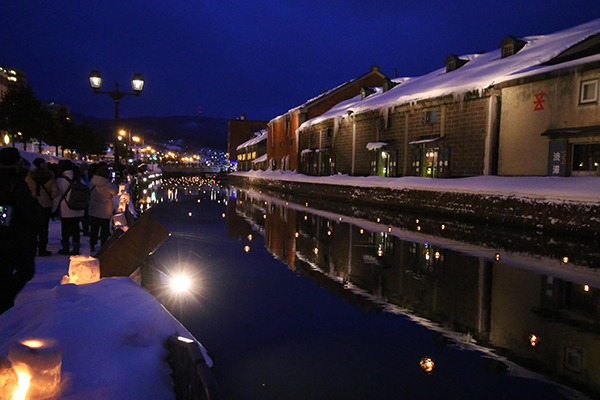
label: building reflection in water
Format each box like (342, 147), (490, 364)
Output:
(227, 187), (600, 396)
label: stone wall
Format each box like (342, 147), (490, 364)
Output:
(298, 94), (492, 177)
(230, 174), (600, 236)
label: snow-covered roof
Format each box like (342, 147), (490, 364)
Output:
(299, 18), (600, 131)
(236, 130), (268, 151)
(252, 153), (267, 163)
(271, 67), (386, 123)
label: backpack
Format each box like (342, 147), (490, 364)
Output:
(60, 176), (90, 210)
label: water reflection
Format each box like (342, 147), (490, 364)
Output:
(228, 187), (600, 396)
(136, 177), (600, 397)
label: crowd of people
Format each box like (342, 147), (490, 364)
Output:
(0, 147), (119, 315)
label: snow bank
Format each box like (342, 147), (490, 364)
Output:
(0, 222), (210, 400)
(0, 146), (69, 164)
(233, 170), (600, 204)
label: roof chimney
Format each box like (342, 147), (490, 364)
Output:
(371, 65), (380, 73)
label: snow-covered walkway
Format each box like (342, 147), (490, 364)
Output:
(0, 221), (204, 400)
(234, 170), (600, 204)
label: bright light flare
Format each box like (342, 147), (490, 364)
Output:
(171, 275), (191, 293)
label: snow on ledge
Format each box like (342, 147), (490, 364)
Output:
(366, 142), (388, 150)
(232, 170), (600, 204)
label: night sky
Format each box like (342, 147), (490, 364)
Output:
(2, 1), (600, 122)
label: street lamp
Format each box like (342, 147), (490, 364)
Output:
(88, 70), (144, 165)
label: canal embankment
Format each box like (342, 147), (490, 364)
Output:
(230, 171), (600, 236)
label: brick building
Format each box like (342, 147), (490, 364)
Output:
(297, 19), (600, 178)
(227, 115), (268, 166)
(268, 66), (387, 171)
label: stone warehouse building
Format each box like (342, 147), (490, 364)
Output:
(296, 19), (600, 178)
(236, 129), (267, 172)
(268, 66), (388, 172)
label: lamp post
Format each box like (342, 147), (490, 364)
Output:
(88, 70), (144, 165)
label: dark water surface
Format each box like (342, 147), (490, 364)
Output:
(142, 178), (600, 400)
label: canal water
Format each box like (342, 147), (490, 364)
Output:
(141, 177), (600, 400)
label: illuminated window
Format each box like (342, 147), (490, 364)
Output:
(580, 79), (598, 104)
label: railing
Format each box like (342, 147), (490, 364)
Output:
(164, 334), (222, 400)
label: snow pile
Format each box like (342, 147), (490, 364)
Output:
(0, 222), (211, 400)
(299, 18), (600, 130)
(0, 146), (69, 164)
(234, 170), (600, 203)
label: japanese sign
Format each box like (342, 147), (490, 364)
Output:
(547, 139), (568, 176)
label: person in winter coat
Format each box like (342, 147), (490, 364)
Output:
(56, 160), (85, 255)
(25, 158), (59, 256)
(88, 166), (118, 251)
(0, 148), (40, 315)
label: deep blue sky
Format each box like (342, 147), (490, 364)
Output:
(2, 1), (600, 121)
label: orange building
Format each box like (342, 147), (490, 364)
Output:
(268, 66), (388, 171)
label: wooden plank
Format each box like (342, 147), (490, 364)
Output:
(98, 212), (170, 278)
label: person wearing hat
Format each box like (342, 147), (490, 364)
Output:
(0, 147), (40, 314)
(25, 158), (59, 256)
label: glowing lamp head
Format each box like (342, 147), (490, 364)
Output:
(247, 234), (253, 241)
(420, 357), (435, 373)
(89, 70), (102, 89)
(171, 275), (191, 293)
(562, 257), (569, 264)
(244, 246), (250, 253)
(295, 232), (299, 238)
(494, 253), (501, 261)
(360, 229), (364, 234)
(131, 73), (144, 92)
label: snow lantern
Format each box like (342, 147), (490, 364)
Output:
(113, 213), (128, 230)
(62, 256), (100, 285)
(8, 338), (61, 399)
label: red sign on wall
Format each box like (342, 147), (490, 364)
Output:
(534, 93), (545, 111)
